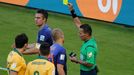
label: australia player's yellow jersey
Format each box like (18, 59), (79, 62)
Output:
(25, 56), (55, 75)
(7, 48), (26, 75)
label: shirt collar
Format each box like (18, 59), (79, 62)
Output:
(39, 24), (49, 31)
(38, 55), (48, 60)
(84, 37), (94, 43)
(13, 48), (23, 56)
(42, 24), (49, 29)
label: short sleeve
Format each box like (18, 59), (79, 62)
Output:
(37, 29), (48, 43)
(57, 52), (66, 65)
(85, 46), (95, 64)
(9, 57), (22, 72)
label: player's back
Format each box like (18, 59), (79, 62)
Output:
(25, 56), (55, 75)
(50, 43), (67, 75)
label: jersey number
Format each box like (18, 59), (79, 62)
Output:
(34, 71), (40, 75)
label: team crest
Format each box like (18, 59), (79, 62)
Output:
(11, 63), (17, 69)
(88, 52), (92, 58)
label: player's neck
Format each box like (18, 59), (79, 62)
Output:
(16, 48), (24, 53)
(39, 22), (46, 29)
(40, 55), (48, 59)
(85, 36), (91, 42)
(55, 39), (63, 46)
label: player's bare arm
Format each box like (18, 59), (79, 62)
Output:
(22, 48), (39, 55)
(22, 43), (40, 55)
(10, 71), (18, 75)
(27, 43), (35, 49)
(57, 64), (65, 75)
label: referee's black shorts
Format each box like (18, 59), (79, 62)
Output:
(80, 69), (97, 75)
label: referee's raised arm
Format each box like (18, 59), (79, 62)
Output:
(68, 3), (82, 29)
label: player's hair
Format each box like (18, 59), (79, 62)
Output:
(37, 9), (48, 20)
(80, 24), (92, 36)
(39, 42), (50, 56)
(15, 33), (28, 48)
(52, 28), (64, 41)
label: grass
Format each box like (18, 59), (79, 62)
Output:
(0, 3), (134, 75)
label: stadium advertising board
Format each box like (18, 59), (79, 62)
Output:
(0, 0), (134, 26)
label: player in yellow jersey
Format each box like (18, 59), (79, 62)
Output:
(7, 33), (28, 75)
(25, 43), (55, 75)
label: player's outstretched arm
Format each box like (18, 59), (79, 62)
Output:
(22, 48), (39, 55)
(68, 3), (82, 28)
(22, 43), (40, 55)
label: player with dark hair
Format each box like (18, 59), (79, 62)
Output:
(25, 43), (55, 75)
(35, 9), (53, 47)
(23, 9), (53, 54)
(7, 33), (28, 75)
(68, 3), (98, 75)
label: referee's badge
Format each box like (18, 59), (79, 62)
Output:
(40, 35), (45, 41)
(11, 63), (17, 69)
(88, 52), (93, 58)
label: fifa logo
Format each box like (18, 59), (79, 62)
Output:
(98, 0), (119, 15)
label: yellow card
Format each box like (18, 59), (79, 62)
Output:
(63, 0), (68, 5)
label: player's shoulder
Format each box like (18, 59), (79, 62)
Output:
(42, 25), (51, 32)
(86, 39), (97, 50)
(39, 27), (51, 36)
(58, 45), (66, 52)
(46, 60), (55, 67)
(87, 38), (97, 45)
(51, 44), (61, 52)
(54, 43), (64, 49)
(7, 51), (14, 61)
(52, 43), (66, 53)
(7, 51), (20, 59)
(7, 51), (23, 65)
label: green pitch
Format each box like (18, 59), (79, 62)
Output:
(0, 3), (134, 75)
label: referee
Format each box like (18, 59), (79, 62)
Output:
(68, 3), (98, 75)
